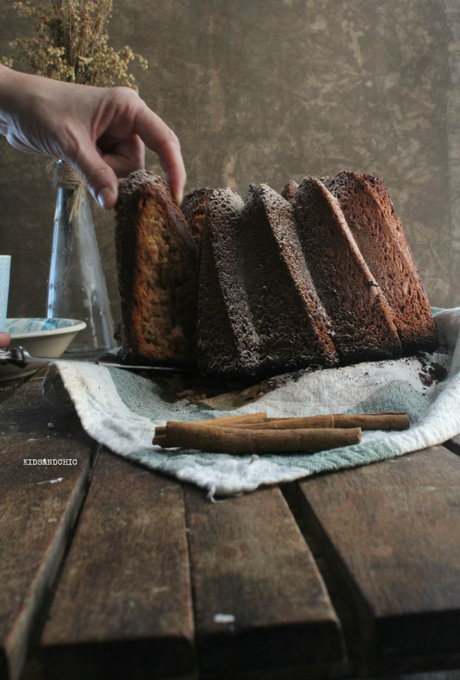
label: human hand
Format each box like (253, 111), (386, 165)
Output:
(0, 332), (10, 349)
(0, 66), (186, 209)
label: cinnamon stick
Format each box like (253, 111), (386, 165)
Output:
(232, 415), (334, 430)
(193, 411), (268, 425)
(158, 421), (361, 455)
(153, 411), (267, 439)
(152, 411), (409, 448)
(333, 413), (410, 430)
(227, 412), (410, 431)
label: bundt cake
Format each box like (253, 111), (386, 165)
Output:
(114, 170), (438, 379)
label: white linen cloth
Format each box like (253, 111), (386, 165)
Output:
(43, 308), (460, 497)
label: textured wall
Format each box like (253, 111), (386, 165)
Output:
(0, 0), (458, 323)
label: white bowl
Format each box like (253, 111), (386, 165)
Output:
(1, 318), (87, 383)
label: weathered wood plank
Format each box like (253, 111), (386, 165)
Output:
(0, 378), (24, 406)
(184, 484), (345, 680)
(444, 437), (460, 456)
(296, 446), (460, 676)
(41, 453), (196, 680)
(0, 372), (97, 680)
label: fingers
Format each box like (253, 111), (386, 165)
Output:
(70, 138), (120, 210)
(0, 332), (10, 348)
(156, 137), (187, 205)
(53, 86), (186, 209)
(99, 134), (145, 178)
(133, 103), (187, 204)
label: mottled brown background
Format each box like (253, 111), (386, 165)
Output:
(0, 0), (459, 324)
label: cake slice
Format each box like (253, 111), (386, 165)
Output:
(239, 184), (338, 376)
(114, 171), (198, 366)
(322, 171), (438, 354)
(197, 188), (259, 377)
(292, 176), (402, 364)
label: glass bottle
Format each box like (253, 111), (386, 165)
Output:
(47, 161), (114, 356)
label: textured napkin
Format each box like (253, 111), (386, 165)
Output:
(43, 307), (460, 497)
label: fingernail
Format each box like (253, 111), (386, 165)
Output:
(176, 188), (184, 205)
(97, 187), (113, 209)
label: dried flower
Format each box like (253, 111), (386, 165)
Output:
(1, 0), (148, 91)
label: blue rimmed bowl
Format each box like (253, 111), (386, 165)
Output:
(1, 318), (86, 383)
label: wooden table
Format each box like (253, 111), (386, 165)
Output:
(1, 371), (460, 680)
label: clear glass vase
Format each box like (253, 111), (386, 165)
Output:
(47, 161), (114, 356)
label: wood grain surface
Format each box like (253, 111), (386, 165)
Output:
(0, 372), (97, 680)
(3, 372), (460, 680)
(296, 446), (460, 675)
(41, 453), (196, 680)
(184, 484), (344, 680)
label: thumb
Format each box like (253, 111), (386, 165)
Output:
(70, 141), (119, 210)
(0, 332), (10, 348)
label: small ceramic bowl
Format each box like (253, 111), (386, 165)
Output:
(1, 318), (87, 383)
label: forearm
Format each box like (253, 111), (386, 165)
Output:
(0, 67), (76, 160)
(0, 65), (40, 139)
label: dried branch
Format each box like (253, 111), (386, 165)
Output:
(1, 0), (148, 91)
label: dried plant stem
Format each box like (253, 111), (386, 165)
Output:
(2, 1), (148, 90)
